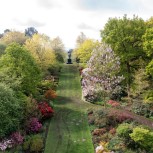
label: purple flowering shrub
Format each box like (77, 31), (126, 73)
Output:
(26, 117), (42, 133)
(10, 132), (24, 145)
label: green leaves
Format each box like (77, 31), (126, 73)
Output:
(0, 83), (22, 138)
(101, 15), (146, 62)
(0, 43), (41, 95)
(130, 127), (153, 150)
(24, 34), (57, 72)
(143, 28), (153, 57)
(101, 15), (146, 96)
(75, 39), (98, 64)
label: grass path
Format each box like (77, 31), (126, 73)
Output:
(44, 64), (95, 153)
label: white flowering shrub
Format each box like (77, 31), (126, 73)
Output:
(81, 43), (124, 103)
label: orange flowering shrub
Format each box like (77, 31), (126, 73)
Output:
(44, 89), (57, 100)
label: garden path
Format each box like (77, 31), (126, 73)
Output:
(44, 64), (95, 153)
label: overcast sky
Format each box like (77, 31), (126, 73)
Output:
(0, 0), (153, 49)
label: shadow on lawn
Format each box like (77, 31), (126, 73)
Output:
(54, 95), (73, 105)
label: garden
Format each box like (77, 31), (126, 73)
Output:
(1, 14), (153, 153)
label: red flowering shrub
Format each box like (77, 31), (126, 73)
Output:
(107, 100), (120, 107)
(44, 89), (57, 100)
(26, 117), (42, 133)
(38, 102), (54, 119)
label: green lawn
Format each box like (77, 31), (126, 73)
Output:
(44, 64), (95, 153)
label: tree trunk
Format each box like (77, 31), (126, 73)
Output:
(126, 62), (131, 103)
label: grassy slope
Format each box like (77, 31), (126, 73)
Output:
(44, 64), (94, 153)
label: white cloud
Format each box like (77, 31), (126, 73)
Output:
(0, 0), (153, 49)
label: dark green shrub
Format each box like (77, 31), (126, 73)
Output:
(23, 97), (41, 120)
(48, 63), (62, 75)
(132, 102), (153, 118)
(94, 109), (108, 118)
(23, 134), (43, 152)
(23, 136), (31, 151)
(108, 136), (125, 151)
(30, 135), (43, 152)
(0, 83), (22, 138)
(94, 109), (108, 128)
(94, 117), (107, 128)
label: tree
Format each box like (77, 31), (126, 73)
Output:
(0, 30), (27, 45)
(142, 17), (153, 102)
(81, 43), (124, 104)
(143, 17), (153, 77)
(25, 27), (38, 37)
(50, 36), (65, 63)
(76, 32), (87, 47)
(143, 17), (153, 58)
(4, 29), (11, 33)
(0, 43), (41, 95)
(75, 39), (99, 64)
(101, 15), (146, 98)
(24, 34), (57, 72)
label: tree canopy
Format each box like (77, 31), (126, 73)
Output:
(101, 15), (146, 97)
(74, 39), (98, 64)
(24, 34), (57, 72)
(50, 36), (65, 63)
(0, 30), (27, 45)
(0, 43), (41, 95)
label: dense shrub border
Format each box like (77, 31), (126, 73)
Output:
(88, 107), (153, 153)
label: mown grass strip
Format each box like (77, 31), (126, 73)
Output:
(44, 64), (94, 153)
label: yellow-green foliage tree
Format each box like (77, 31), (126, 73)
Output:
(0, 30), (27, 45)
(75, 39), (99, 64)
(0, 43), (41, 95)
(50, 36), (66, 63)
(24, 34), (56, 72)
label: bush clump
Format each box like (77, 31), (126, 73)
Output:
(116, 123), (133, 139)
(130, 127), (153, 151)
(0, 83), (22, 138)
(23, 134), (43, 152)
